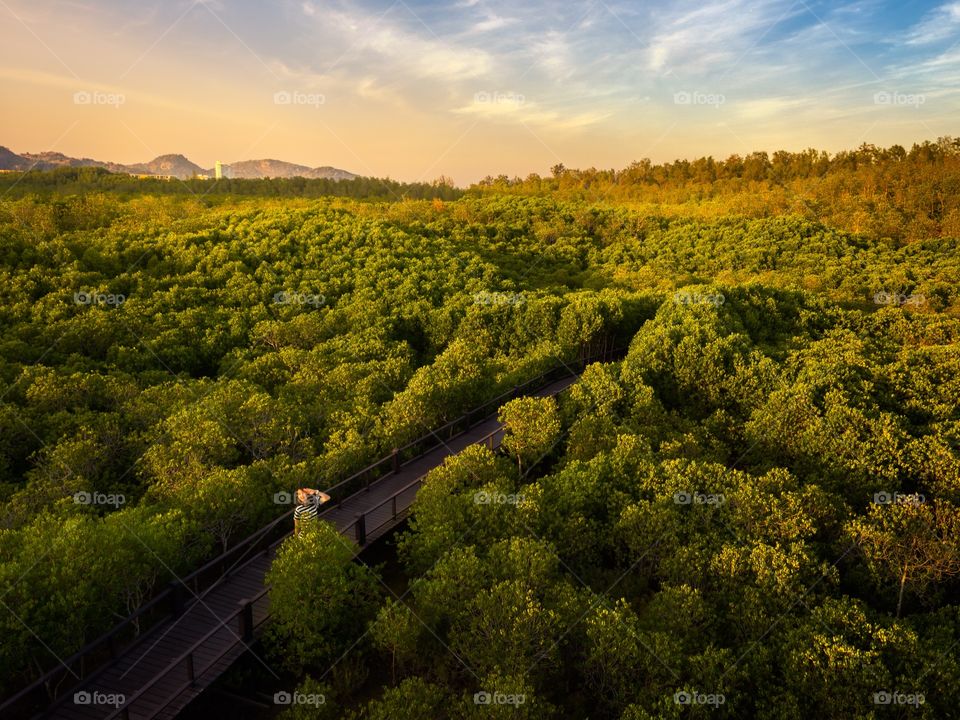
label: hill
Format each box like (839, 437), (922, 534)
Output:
(225, 158), (356, 180)
(0, 145), (357, 180)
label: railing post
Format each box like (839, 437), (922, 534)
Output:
(186, 652), (196, 685)
(122, 706), (131, 720)
(239, 600), (254, 642)
(391, 495), (397, 520)
(355, 513), (366, 546)
(168, 580), (185, 618)
(392, 448), (400, 474)
(108, 634), (117, 659)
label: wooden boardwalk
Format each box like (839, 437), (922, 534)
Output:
(45, 375), (577, 720)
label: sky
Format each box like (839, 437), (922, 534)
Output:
(0, 0), (958, 184)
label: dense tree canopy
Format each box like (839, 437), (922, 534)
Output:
(0, 148), (958, 718)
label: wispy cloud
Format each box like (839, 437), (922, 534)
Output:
(297, 2), (495, 83)
(467, 12), (517, 34)
(644, 0), (803, 74)
(905, 1), (960, 45)
(735, 96), (808, 119)
(452, 92), (610, 130)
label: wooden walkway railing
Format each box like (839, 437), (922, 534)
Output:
(94, 408), (537, 720)
(1, 347), (625, 720)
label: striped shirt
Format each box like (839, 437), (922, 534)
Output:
(294, 494), (323, 525)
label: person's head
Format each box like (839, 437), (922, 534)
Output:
(296, 488), (321, 505)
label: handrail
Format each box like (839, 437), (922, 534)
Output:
(342, 391), (546, 544)
(3, 345), (626, 717)
(103, 585), (273, 720)
(363, 424), (505, 519)
(0, 508), (296, 716)
(105, 416), (523, 720)
(181, 508), (294, 583)
(323, 455), (392, 496)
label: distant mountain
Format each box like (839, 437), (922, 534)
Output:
(0, 145), (358, 180)
(20, 151), (130, 174)
(125, 154), (206, 179)
(226, 159), (356, 181)
(0, 146), (32, 171)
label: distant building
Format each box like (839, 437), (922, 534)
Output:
(215, 160), (222, 180)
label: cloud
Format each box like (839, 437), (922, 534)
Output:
(452, 92), (610, 130)
(297, 3), (495, 83)
(530, 30), (575, 81)
(735, 96), (808, 119)
(644, 0), (803, 74)
(905, 1), (960, 45)
(468, 14), (517, 33)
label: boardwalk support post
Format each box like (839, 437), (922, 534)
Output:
(392, 447), (400, 474)
(169, 580), (185, 618)
(239, 600), (254, 642)
(355, 513), (366, 546)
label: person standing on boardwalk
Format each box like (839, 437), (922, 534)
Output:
(294, 488), (331, 535)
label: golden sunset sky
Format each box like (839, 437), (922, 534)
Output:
(1, 0), (958, 183)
